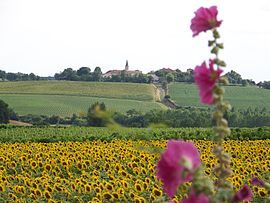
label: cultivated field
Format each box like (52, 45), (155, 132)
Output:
(0, 81), (156, 101)
(0, 131), (269, 202)
(0, 81), (165, 116)
(0, 94), (165, 116)
(169, 83), (270, 109)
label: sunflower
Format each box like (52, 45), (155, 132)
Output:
(0, 184), (5, 192)
(103, 192), (113, 201)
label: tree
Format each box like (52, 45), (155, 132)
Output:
(166, 73), (174, 83)
(0, 70), (6, 80)
(92, 67), (102, 81)
(147, 75), (154, 83)
(162, 81), (169, 96)
(54, 68), (77, 80)
(225, 70), (242, 84)
(0, 100), (10, 124)
(77, 67), (91, 76)
(87, 102), (107, 126)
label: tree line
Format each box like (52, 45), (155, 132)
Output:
(1, 68), (268, 89)
(0, 70), (40, 81)
(3, 100), (269, 127)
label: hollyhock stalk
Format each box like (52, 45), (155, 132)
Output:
(209, 29), (233, 192)
(191, 6), (236, 201)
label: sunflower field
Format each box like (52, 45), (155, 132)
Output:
(0, 139), (269, 202)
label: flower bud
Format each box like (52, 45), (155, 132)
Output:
(224, 102), (232, 111)
(213, 111), (223, 120)
(214, 126), (231, 136)
(211, 47), (219, 54)
(219, 77), (229, 85)
(208, 40), (215, 47)
(213, 146), (223, 154)
(220, 118), (228, 127)
(213, 29), (220, 39)
(217, 43), (224, 49)
(217, 60), (226, 67)
(219, 169), (231, 178)
(214, 87), (225, 95)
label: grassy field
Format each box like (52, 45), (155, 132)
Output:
(0, 81), (156, 101)
(0, 94), (166, 116)
(169, 83), (270, 109)
(0, 81), (165, 116)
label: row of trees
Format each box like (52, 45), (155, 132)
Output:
(0, 70), (40, 81)
(224, 70), (256, 86)
(13, 103), (270, 127)
(257, 81), (270, 89)
(54, 67), (103, 81)
(154, 69), (194, 83)
(1, 68), (269, 89)
(115, 107), (270, 127)
(54, 67), (153, 83)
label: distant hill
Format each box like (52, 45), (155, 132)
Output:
(169, 83), (270, 109)
(0, 81), (166, 116)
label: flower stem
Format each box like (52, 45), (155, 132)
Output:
(210, 29), (233, 191)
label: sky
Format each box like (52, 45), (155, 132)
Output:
(0, 0), (270, 82)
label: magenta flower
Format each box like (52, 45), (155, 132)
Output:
(156, 140), (201, 198)
(182, 190), (209, 203)
(191, 6), (222, 37)
(194, 60), (223, 104)
(233, 184), (253, 202)
(250, 177), (264, 186)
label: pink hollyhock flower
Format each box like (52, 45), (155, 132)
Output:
(233, 184), (253, 202)
(194, 60), (223, 104)
(182, 190), (209, 203)
(250, 177), (264, 186)
(156, 140), (201, 198)
(191, 6), (222, 37)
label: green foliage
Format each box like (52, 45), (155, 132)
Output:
(115, 107), (270, 128)
(258, 81), (270, 89)
(87, 102), (108, 126)
(0, 70), (40, 81)
(0, 126), (269, 143)
(114, 109), (148, 127)
(0, 99), (10, 124)
(166, 73), (174, 83)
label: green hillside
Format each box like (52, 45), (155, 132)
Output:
(0, 81), (165, 116)
(169, 83), (270, 109)
(0, 81), (155, 101)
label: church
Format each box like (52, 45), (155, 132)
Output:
(102, 60), (142, 78)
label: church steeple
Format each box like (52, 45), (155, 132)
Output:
(125, 60), (129, 71)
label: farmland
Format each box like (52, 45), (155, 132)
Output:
(0, 126), (269, 202)
(0, 126), (269, 143)
(0, 81), (156, 101)
(0, 81), (165, 116)
(0, 136), (269, 202)
(0, 94), (165, 116)
(1, 81), (270, 202)
(169, 83), (270, 109)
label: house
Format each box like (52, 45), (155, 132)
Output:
(102, 60), (142, 78)
(102, 70), (122, 78)
(159, 68), (176, 74)
(148, 73), (160, 83)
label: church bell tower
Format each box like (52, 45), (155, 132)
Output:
(125, 60), (129, 71)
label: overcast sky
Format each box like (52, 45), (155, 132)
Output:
(0, 0), (270, 82)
